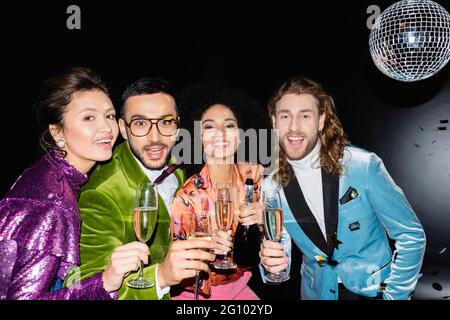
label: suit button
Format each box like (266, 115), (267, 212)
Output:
(330, 289), (336, 294)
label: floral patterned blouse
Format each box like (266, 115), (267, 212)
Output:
(170, 163), (263, 297)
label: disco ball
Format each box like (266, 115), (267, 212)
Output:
(369, 0), (450, 82)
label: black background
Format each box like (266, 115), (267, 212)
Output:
(1, 0), (449, 300)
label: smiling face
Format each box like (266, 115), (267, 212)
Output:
(49, 89), (119, 173)
(201, 104), (239, 164)
(119, 93), (178, 170)
(272, 93), (325, 161)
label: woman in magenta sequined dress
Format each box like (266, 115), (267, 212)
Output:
(0, 67), (149, 300)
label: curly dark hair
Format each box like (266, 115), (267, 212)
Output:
(267, 77), (350, 187)
(179, 83), (268, 178)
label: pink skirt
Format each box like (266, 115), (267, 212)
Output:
(171, 271), (259, 300)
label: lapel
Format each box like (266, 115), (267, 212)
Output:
(116, 142), (149, 189)
(283, 172), (328, 254)
(279, 187), (328, 259)
(116, 142), (186, 260)
(283, 167), (340, 258)
(321, 168), (340, 258)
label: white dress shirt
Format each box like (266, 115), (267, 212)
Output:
(134, 157), (179, 211)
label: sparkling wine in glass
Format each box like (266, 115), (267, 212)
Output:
(127, 181), (158, 289)
(262, 189), (290, 283)
(188, 204), (213, 242)
(213, 184), (237, 270)
(188, 207), (213, 300)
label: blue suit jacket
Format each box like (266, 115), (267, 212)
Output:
(261, 146), (426, 300)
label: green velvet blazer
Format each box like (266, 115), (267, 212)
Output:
(65, 142), (184, 300)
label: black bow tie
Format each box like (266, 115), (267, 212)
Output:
(153, 164), (180, 185)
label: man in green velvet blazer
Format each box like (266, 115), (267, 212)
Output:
(66, 78), (214, 300)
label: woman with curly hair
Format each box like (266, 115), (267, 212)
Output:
(259, 77), (425, 300)
(170, 84), (264, 300)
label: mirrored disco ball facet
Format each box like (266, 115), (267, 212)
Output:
(369, 0), (450, 82)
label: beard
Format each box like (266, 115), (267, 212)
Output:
(129, 141), (173, 171)
(280, 132), (319, 161)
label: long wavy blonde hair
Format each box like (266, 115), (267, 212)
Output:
(268, 77), (350, 187)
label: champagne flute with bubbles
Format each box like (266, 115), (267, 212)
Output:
(213, 183), (237, 270)
(262, 189), (290, 283)
(127, 181), (158, 289)
(188, 203), (213, 300)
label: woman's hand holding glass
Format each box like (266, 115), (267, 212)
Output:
(213, 183), (237, 269)
(238, 202), (263, 226)
(211, 229), (233, 255)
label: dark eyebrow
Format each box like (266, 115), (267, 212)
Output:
(130, 114), (147, 120)
(129, 114), (176, 121)
(202, 118), (237, 124)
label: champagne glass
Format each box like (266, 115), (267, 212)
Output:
(262, 189), (290, 283)
(213, 183), (237, 270)
(188, 205), (213, 300)
(127, 181), (158, 289)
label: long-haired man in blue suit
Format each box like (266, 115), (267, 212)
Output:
(259, 77), (426, 300)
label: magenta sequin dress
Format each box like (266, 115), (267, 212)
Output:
(0, 151), (112, 300)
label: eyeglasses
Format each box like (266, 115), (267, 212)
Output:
(123, 116), (179, 137)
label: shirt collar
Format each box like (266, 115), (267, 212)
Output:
(133, 154), (168, 183)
